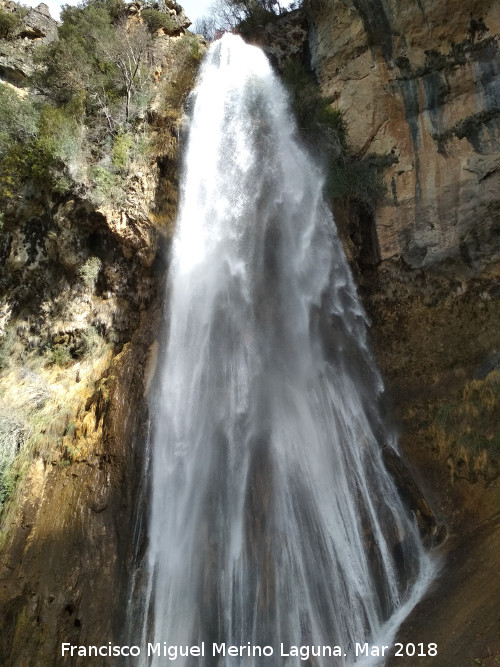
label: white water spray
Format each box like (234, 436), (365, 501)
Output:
(140, 34), (433, 666)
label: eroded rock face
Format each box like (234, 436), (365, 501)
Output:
(23, 3), (59, 41)
(310, 0), (500, 271)
(0, 1), (58, 87)
(0, 18), (201, 661)
(259, 10), (308, 70)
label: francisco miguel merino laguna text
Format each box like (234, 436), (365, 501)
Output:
(61, 642), (397, 660)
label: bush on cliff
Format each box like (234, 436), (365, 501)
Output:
(0, 85), (85, 201)
(34, 0), (154, 129)
(1, 0), (197, 206)
(141, 7), (174, 33)
(282, 60), (385, 212)
(0, 9), (21, 39)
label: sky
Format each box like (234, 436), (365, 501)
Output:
(22, 0), (213, 25)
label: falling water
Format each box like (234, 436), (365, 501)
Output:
(139, 34), (433, 666)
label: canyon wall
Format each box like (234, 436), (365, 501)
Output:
(0, 1), (499, 664)
(310, 0), (500, 271)
(306, 0), (500, 510)
(308, 2), (500, 662)
(0, 4), (202, 661)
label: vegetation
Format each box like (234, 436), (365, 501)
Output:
(0, 0), (204, 515)
(141, 7), (174, 33)
(0, 0), (202, 209)
(78, 256), (102, 292)
(45, 343), (73, 367)
(34, 1), (154, 126)
(0, 405), (29, 510)
(74, 327), (101, 358)
(0, 9), (21, 39)
(0, 329), (15, 371)
(0, 322), (109, 515)
(282, 60), (386, 212)
(195, 0), (292, 40)
(406, 369), (500, 484)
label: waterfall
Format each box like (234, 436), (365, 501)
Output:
(139, 34), (433, 666)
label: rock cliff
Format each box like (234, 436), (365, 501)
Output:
(0, 2), (58, 87)
(0, 2), (204, 661)
(0, 0), (499, 664)
(309, 0), (500, 271)
(308, 1), (500, 662)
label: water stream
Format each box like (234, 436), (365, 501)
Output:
(138, 34), (433, 666)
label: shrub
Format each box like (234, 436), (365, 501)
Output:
(0, 88), (41, 200)
(236, 5), (278, 39)
(0, 88), (81, 200)
(35, 0), (154, 128)
(112, 131), (134, 172)
(282, 60), (347, 157)
(197, 0), (284, 39)
(282, 60), (386, 212)
(141, 8), (174, 33)
(89, 166), (123, 204)
(0, 86), (39, 144)
(45, 344), (72, 367)
(160, 36), (203, 113)
(78, 256), (102, 291)
(74, 327), (101, 358)
(0, 10), (21, 39)
(0, 405), (29, 509)
(37, 105), (81, 164)
(0, 330), (15, 371)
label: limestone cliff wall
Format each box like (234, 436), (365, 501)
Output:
(309, 0), (500, 270)
(0, 7), (203, 660)
(307, 0), (500, 508)
(309, 6), (500, 659)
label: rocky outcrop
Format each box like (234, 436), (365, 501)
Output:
(259, 9), (308, 69)
(309, 0), (500, 271)
(0, 2), (58, 87)
(0, 309), (160, 666)
(162, 0), (191, 33)
(22, 4), (58, 41)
